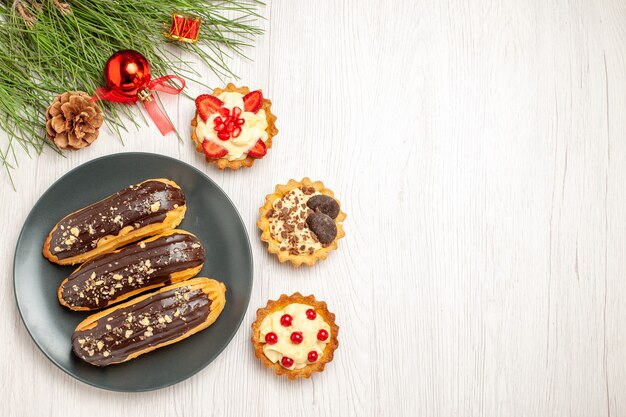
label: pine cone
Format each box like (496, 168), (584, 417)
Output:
(46, 91), (103, 150)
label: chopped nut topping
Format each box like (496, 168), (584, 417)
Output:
(70, 227), (80, 237)
(150, 201), (161, 212)
(139, 317), (150, 326)
(124, 330), (133, 338)
(113, 274), (123, 280)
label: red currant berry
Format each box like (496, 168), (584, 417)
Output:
(281, 356), (294, 368)
(307, 351), (318, 362)
(290, 331), (303, 344)
(306, 309), (317, 320)
(264, 332), (278, 345)
(280, 314), (292, 326)
(317, 329), (329, 341)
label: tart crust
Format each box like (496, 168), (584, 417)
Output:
(251, 293), (339, 379)
(191, 83), (278, 169)
(257, 178), (346, 267)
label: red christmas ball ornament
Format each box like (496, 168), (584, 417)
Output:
(94, 49), (186, 136)
(104, 50), (151, 98)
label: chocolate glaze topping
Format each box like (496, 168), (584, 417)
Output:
(72, 286), (211, 366)
(49, 180), (186, 260)
(60, 232), (205, 309)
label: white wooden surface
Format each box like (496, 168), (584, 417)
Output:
(2, 1), (626, 415)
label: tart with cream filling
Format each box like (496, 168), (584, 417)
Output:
(258, 178), (346, 267)
(191, 83), (278, 169)
(252, 293), (339, 379)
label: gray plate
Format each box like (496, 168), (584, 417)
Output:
(13, 152), (253, 392)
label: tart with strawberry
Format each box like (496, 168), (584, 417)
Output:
(252, 293), (339, 379)
(192, 83), (278, 169)
(258, 178), (346, 267)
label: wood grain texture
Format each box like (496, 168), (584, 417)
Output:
(2, 0), (626, 415)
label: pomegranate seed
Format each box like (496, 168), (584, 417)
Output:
(280, 314), (292, 326)
(217, 131), (230, 141)
(281, 356), (294, 368)
(306, 309), (317, 320)
(225, 120), (234, 132)
(218, 107), (230, 118)
(232, 106), (242, 117)
(213, 116), (223, 125)
(317, 329), (329, 341)
(264, 332), (278, 345)
(290, 331), (303, 344)
(214, 122), (225, 132)
(307, 351), (318, 362)
(232, 127), (242, 138)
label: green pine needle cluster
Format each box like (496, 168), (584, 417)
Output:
(0, 0), (263, 187)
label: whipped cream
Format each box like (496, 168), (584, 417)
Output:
(259, 303), (330, 370)
(195, 91), (268, 161)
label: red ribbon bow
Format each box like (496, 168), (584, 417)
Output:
(93, 75), (186, 136)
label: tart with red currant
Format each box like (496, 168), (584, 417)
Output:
(258, 178), (346, 267)
(191, 83), (278, 169)
(252, 293), (339, 379)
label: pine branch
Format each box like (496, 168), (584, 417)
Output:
(0, 0), (263, 189)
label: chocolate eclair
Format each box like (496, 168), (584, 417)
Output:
(72, 278), (226, 366)
(43, 179), (186, 265)
(58, 230), (205, 311)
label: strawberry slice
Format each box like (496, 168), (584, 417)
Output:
(247, 139), (267, 158)
(243, 90), (263, 113)
(195, 95), (223, 121)
(202, 139), (228, 159)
